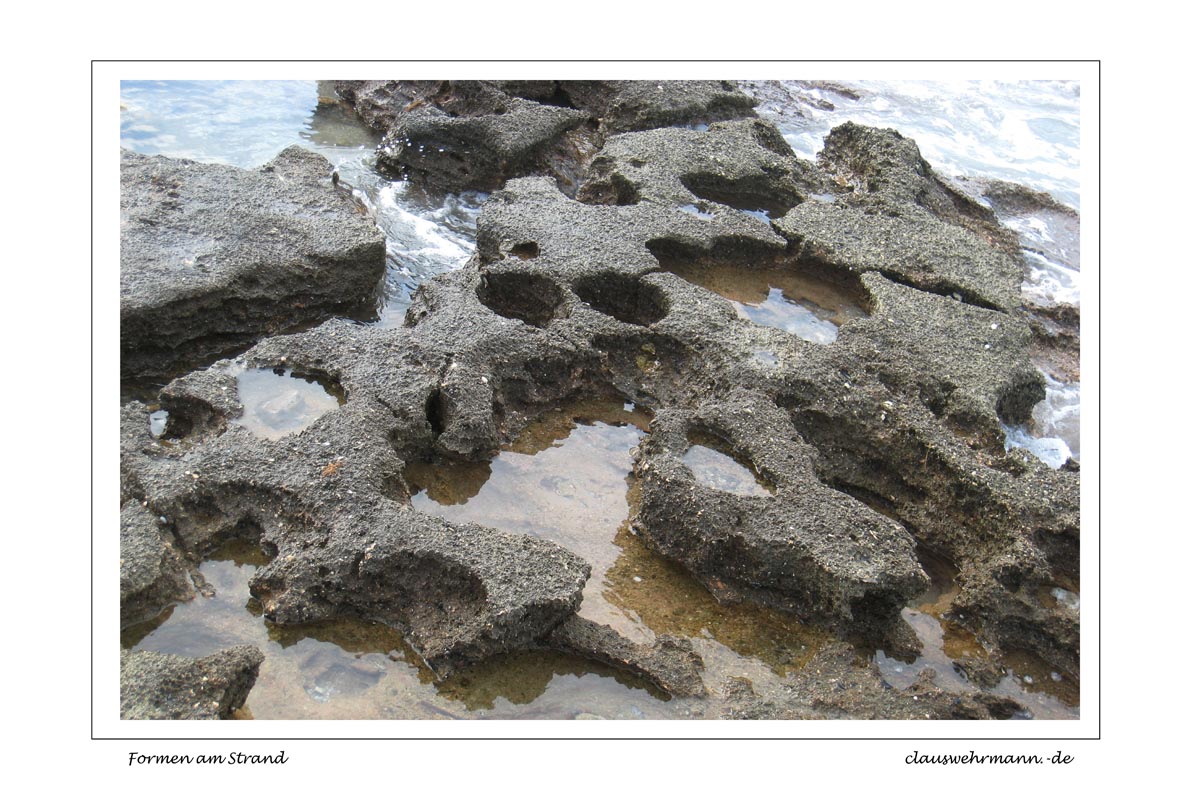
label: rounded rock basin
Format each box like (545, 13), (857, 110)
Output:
(233, 368), (343, 440)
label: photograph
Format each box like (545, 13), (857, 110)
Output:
(114, 74), (1084, 725)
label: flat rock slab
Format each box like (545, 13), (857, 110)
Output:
(120, 645), (264, 719)
(121, 146), (386, 382)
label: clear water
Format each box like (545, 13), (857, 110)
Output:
(231, 367), (343, 441)
(403, 400), (833, 713)
(120, 80), (483, 324)
(873, 549), (1078, 719)
(681, 444), (775, 497)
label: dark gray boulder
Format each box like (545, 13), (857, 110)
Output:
(120, 146), (386, 382)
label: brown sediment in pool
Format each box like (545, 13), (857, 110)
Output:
(662, 259), (869, 344)
(871, 544), (1080, 720)
(406, 399), (828, 694)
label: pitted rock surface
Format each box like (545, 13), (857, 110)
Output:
(120, 500), (194, 628)
(120, 101), (1080, 714)
(120, 146), (386, 382)
(336, 80), (757, 193)
(633, 390), (928, 631)
(120, 645), (264, 720)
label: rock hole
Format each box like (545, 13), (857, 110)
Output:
(574, 272), (668, 327)
(425, 389), (447, 437)
(476, 270), (564, 327)
(233, 367), (345, 441)
(206, 518), (270, 563)
(577, 170), (640, 206)
(995, 370), (1046, 426)
(681, 428), (776, 497)
(508, 241), (540, 260)
(679, 173), (799, 219)
(650, 244), (869, 344)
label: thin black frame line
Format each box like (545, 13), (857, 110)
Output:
(96, 61), (1099, 742)
(102, 736), (1099, 741)
(96, 59), (1099, 64)
(1095, 58), (1102, 741)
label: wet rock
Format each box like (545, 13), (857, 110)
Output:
(578, 117), (822, 213)
(376, 86), (591, 192)
(158, 368), (242, 440)
(951, 549), (1081, 676)
(120, 110), (1079, 714)
(332, 80), (444, 131)
(120, 146), (386, 383)
(124, 331), (590, 678)
(774, 122), (1025, 310)
(545, 615), (706, 698)
(721, 642), (1025, 720)
(338, 80), (756, 194)
(250, 504), (590, 678)
(633, 389), (928, 632)
(557, 80), (757, 133)
(956, 176), (1079, 220)
(120, 645), (263, 719)
(120, 500), (194, 627)
(1024, 305), (1081, 384)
